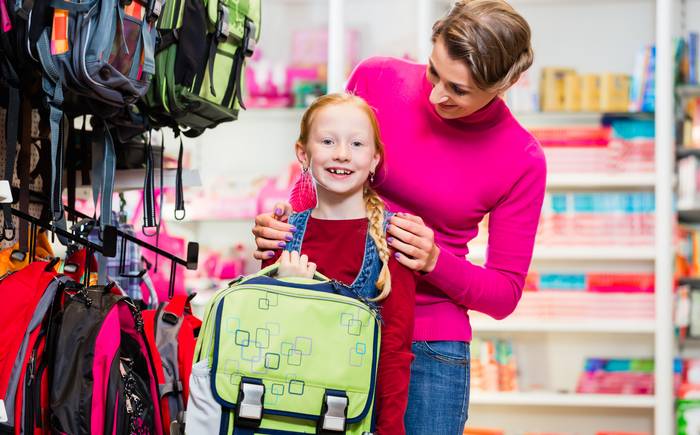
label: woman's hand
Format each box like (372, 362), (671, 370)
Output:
(276, 250), (317, 279)
(388, 212), (440, 273)
(252, 202), (295, 260)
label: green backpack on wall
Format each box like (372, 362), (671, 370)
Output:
(145, 0), (261, 137)
(187, 264), (380, 434)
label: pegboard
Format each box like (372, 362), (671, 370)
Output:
(0, 106), (47, 249)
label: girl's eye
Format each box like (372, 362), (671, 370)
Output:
(321, 139), (333, 145)
(352, 141), (363, 147)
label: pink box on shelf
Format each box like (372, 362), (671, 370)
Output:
(291, 28), (360, 68)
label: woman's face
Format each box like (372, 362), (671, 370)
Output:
(426, 36), (499, 119)
(296, 103), (380, 198)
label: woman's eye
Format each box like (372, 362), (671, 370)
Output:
(452, 86), (468, 96)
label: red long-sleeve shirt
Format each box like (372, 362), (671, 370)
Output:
(262, 216), (415, 434)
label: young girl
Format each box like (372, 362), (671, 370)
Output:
(262, 93), (415, 435)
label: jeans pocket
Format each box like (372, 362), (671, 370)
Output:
(420, 341), (469, 365)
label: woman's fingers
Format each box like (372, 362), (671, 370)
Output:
(387, 223), (433, 252)
(394, 212), (424, 225)
(388, 235), (423, 260)
(393, 252), (423, 271)
(390, 214), (431, 239)
(253, 250), (275, 260)
(252, 216), (295, 239)
(272, 202), (293, 222)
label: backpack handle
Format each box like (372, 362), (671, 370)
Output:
(257, 263), (329, 283)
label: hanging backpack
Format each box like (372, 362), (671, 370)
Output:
(142, 294), (201, 435)
(50, 285), (163, 435)
(31, 0), (161, 228)
(144, 0), (261, 136)
(0, 260), (69, 435)
(187, 264), (380, 434)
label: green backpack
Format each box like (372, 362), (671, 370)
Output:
(146, 0), (261, 136)
(187, 264), (380, 434)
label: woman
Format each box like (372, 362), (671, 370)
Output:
(252, 1), (546, 433)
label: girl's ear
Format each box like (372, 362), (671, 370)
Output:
(295, 142), (309, 168)
(371, 151), (381, 174)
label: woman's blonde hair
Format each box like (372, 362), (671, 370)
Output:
(432, 0), (533, 94)
(297, 93), (392, 301)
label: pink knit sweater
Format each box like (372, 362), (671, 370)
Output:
(346, 56), (547, 341)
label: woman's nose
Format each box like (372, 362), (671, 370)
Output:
(429, 82), (450, 105)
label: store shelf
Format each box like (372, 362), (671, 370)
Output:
(468, 245), (656, 262)
(471, 318), (655, 334)
(470, 392), (655, 409)
(514, 111), (653, 126)
(546, 173), (655, 190)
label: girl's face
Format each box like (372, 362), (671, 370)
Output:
(296, 103), (380, 198)
(426, 36), (499, 119)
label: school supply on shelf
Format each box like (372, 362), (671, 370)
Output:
(540, 68), (631, 113)
(470, 338), (518, 393)
(576, 358), (682, 395)
(531, 120), (655, 174)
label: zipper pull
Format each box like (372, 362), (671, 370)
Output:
(27, 354), (36, 385)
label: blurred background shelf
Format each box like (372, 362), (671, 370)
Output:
(470, 392), (655, 409)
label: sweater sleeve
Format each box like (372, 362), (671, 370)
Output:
(423, 148), (546, 320)
(375, 257), (415, 435)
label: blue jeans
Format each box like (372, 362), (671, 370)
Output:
(404, 341), (470, 435)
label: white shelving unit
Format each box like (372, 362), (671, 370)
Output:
(468, 245), (657, 262)
(547, 172), (656, 190)
(471, 318), (656, 334)
(470, 392), (657, 409)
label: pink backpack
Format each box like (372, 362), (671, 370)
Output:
(50, 285), (163, 435)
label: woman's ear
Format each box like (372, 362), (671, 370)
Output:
(295, 142), (309, 168)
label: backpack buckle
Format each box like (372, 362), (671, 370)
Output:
(162, 311), (179, 325)
(148, 0), (162, 22)
(317, 390), (348, 433)
(235, 378), (264, 428)
(243, 19), (256, 57)
(216, 4), (230, 42)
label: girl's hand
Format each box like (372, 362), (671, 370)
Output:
(388, 212), (440, 273)
(252, 202), (295, 260)
(277, 250), (317, 279)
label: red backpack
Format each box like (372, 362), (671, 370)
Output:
(143, 294), (201, 435)
(0, 260), (68, 435)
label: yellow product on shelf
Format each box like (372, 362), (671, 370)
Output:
(580, 73), (601, 112)
(600, 73), (631, 112)
(540, 67), (574, 112)
(563, 72), (581, 111)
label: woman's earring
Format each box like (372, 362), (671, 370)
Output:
(369, 171), (375, 184)
(290, 166), (317, 212)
